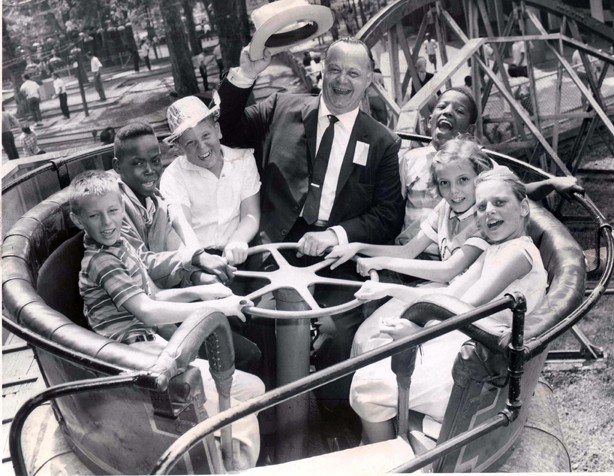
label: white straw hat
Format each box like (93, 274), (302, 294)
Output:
(165, 96), (219, 143)
(249, 0), (334, 61)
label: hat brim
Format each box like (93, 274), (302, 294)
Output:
(249, 5), (334, 61)
(164, 104), (220, 144)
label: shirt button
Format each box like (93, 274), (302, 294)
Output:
(281, 229), (288, 236)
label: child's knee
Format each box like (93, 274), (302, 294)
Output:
(232, 370), (265, 401)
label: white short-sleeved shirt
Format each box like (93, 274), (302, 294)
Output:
(420, 201), (489, 261)
(20, 80), (40, 99)
(512, 41), (526, 66)
(160, 145), (261, 249)
(90, 56), (103, 73)
(53, 77), (66, 95)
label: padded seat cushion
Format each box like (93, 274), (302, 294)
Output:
(37, 231), (88, 328)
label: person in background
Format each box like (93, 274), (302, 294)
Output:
(510, 30), (528, 78)
(52, 73), (70, 119)
(213, 43), (224, 79)
(132, 45), (140, 73)
(409, 57), (434, 98)
(19, 74), (42, 125)
(140, 39), (152, 71)
(425, 33), (438, 72)
(100, 127), (116, 145)
(87, 52), (106, 101)
(2, 106), (21, 160)
(19, 125), (45, 156)
(197, 51), (209, 91)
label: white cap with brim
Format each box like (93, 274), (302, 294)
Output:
(165, 96), (219, 144)
(249, 0), (334, 61)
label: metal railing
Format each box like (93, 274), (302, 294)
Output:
(150, 294), (525, 474)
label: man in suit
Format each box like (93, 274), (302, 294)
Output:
(217, 37), (404, 404)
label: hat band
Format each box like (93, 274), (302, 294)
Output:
(265, 22), (319, 48)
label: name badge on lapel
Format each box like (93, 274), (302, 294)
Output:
(353, 141), (369, 166)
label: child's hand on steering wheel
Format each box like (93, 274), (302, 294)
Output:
(355, 281), (393, 301)
(193, 283), (234, 301)
(223, 241), (249, 266)
(326, 242), (362, 270)
(356, 257), (387, 276)
(211, 295), (254, 322)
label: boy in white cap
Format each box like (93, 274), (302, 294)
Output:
(161, 96), (261, 268)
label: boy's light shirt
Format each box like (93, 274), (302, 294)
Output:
(110, 170), (199, 265)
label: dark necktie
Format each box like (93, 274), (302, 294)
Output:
(303, 114), (338, 225)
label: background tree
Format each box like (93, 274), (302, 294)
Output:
(2, 18), (28, 116)
(236, 0), (251, 47)
(320, 0), (339, 40)
(210, 0), (245, 71)
(158, 0), (199, 96)
(182, 0), (202, 54)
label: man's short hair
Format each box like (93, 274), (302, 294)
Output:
(416, 56), (427, 67)
(23, 74), (30, 80)
(69, 170), (120, 214)
(87, 51), (93, 57)
(324, 37), (374, 71)
(114, 122), (156, 161)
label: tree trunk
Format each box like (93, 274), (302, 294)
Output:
(159, 0), (199, 96)
(210, 0), (242, 70)
(182, 0), (202, 55)
(200, 0), (216, 35)
(357, 0), (367, 26)
(236, 0), (251, 47)
(321, 0), (339, 40)
(2, 19), (28, 117)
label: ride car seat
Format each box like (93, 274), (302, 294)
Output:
(397, 201), (585, 472)
(2, 187), (231, 474)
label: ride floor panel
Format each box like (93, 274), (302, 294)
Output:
(2, 331), (46, 474)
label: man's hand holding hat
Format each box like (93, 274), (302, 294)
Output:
(240, 46), (272, 82)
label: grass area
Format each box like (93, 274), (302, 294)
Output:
(545, 295), (614, 472)
(544, 142), (614, 471)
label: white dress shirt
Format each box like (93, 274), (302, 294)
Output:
(313, 98), (359, 244)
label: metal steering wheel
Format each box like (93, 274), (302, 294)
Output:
(234, 243), (379, 319)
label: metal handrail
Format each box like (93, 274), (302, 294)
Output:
(150, 295), (519, 474)
(9, 373), (144, 476)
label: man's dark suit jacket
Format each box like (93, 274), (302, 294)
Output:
(218, 80), (404, 245)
